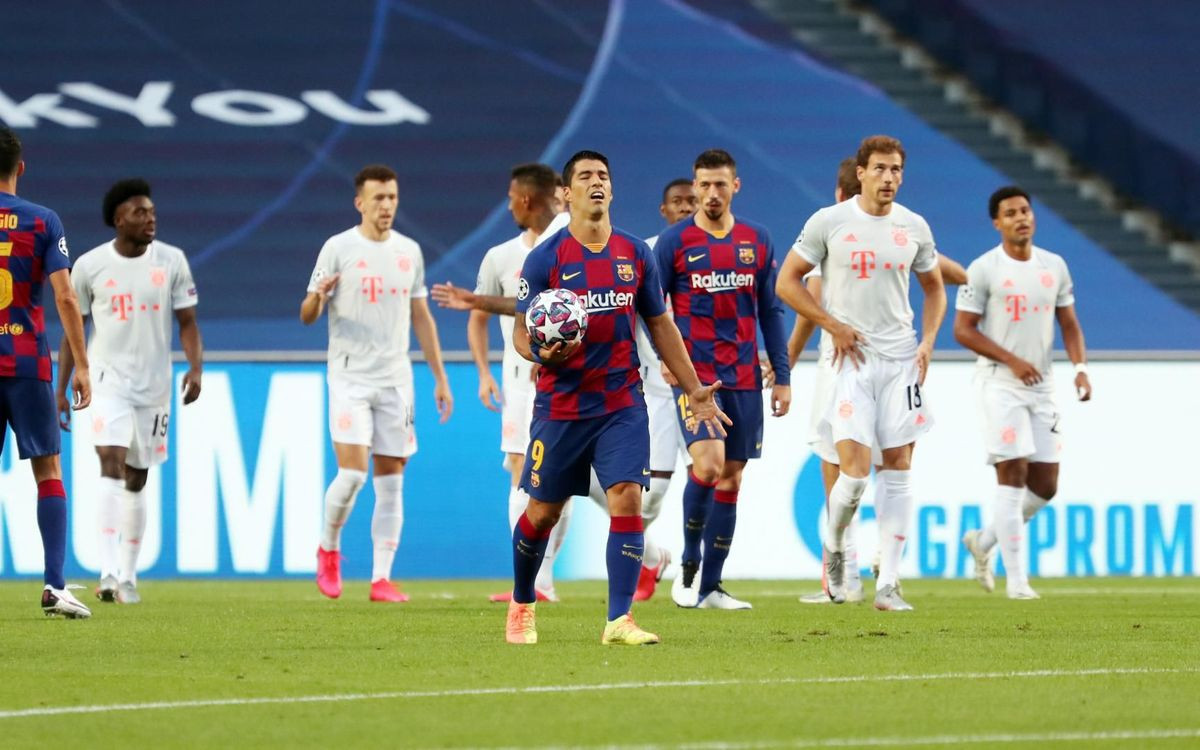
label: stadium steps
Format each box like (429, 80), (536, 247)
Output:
(753, 0), (1200, 314)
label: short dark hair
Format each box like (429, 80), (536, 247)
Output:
(661, 178), (692, 204)
(0, 126), (21, 179)
(562, 150), (609, 184)
(856, 135), (906, 168)
(510, 163), (558, 201)
(836, 156), (859, 199)
(354, 164), (397, 190)
(988, 186), (1032, 219)
(102, 178), (152, 227)
(693, 149), (736, 173)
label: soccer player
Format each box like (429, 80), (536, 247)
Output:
(432, 164), (571, 602)
(302, 164), (453, 603)
(777, 135), (947, 611)
(793, 157), (966, 605)
(656, 150), (790, 611)
(0, 125), (93, 618)
(956, 186), (1091, 599)
(506, 149), (728, 646)
(56, 179), (203, 605)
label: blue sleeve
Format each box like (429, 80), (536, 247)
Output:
(516, 246), (551, 316)
(756, 230), (790, 386)
(653, 230), (676, 301)
(636, 240), (667, 318)
(42, 210), (71, 275)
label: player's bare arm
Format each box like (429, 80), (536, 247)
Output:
(299, 273), (340, 324)
(938, 254), (968, 286)
(430, 281), (518, 316)
(54, 318), (87, 431)
(467, 308), (502, 411)
(914, 266), (947, 385)
(953, 310), (1042, 385)
(49, 268), (90, 412)
(411, 296), (454, 422)
(776, 252), (865, 370)
(176, 306), (203, 405)
(513, 312), (580, 367)
(1056, 304), (1092, 401)
(644, 312), (731, 438)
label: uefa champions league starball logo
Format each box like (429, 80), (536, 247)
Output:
(525, 288), (588, 347)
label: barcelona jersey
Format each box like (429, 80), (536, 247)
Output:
(516, 226), (666, 420)
(0, 193), (71, 381)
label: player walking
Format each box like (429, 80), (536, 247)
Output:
(956, 186), (1090, 599)
(57, 179), (203, 605)
(506, 150), (728, 645)
(656, 150), (790, 610)
(0, 126), (93, 618)
(303, 165), (453, 603)
(777, 135), (947, 611)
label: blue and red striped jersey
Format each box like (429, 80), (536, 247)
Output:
(654, 217), (789, 390)
(517, 226), (666, 420)
(0, 193), (71, 381)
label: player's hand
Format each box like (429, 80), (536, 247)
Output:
(71, 368), (92, 412)
(434, 379), (454, 423)
(181, 367), (202, 405)
(771, 384), (791, 417)
(537, 339), (580, 368)
(315, 272), (340, 298)
(686, 380), (733, 439)
(916, 340), (934, 386)
(431, 282), (476, 311)
(55, 390), (73, 431)
(1075, 372), (1092, 402)
(1006, 356), (1042, 386)
(660, 361), (679, 387)
(830, 322), (866, 372)
(760, 354), (776, 389)
(478, 372), (502, 412)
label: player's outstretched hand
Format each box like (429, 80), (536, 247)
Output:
(478, 371), (502, 412)
(760, 354), (776, 389)
(435, 380), (454, 423)
(55, 390), (73, 431)
(537, 340), (580, 368)
(687, 380), (733, 439)
(771, 383), (791, 417)
(831, 322), (866, 372)
(181, 368), (202, 405)
(71, 369), (91, 412)
(660, 361), (679, 387)
(431, 282), (476, 311)
(1075, 371), (1092, 401)
(1007, 356), (1042, 386)
(916, 340), (934, 385)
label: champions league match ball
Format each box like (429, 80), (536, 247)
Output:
(525, 288), (588, 348)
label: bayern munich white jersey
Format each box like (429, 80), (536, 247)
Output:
(73, 240), (197, 406)
(308, 226), (427, 388)
(792, 198), (938, 360)
(636, 233), (671, 396)
(533, 212), (569, 248)
(956, 244), (1074, 386)
(475, 232), (533, 376)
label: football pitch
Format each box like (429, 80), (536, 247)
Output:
(2, 578), (1198, 749)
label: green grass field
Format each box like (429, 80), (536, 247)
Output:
(2, 578), (1198, 749)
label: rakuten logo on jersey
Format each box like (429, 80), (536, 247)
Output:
(582, 289), (635, 312)
(690, 271), (754, 292)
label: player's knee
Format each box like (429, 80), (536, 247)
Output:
(124, 469), (149, 493)
(835, 473), (869, 505)
(1027, 477), (1057, 501)
(995, 459), (1028, 488)
(525, 502), (563, 531)
(333, 468), (368, 497)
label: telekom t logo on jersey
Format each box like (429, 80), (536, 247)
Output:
(1005, 294), (1028, 322)
(112, 294), (135, 321)
(361, 276), (384, 303)
(850, 250), (876, 279)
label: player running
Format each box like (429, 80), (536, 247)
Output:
(57, 179), (203, 605)
(0, 126), (93, 618)
(956, 186), (1091, 599)
(656, 150), (790, 611)
(303, 164), (453, 603)
(506, 150), (728, 645)
(777, 135), (947, 612)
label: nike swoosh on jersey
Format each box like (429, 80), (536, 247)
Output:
(642, 469), (651, 475)
(687, 253), (706, 262)
(561, 271), (582, 280)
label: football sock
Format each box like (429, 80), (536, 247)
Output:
(119, 487), (147, 585)
(370, 474), (404, 581)
(826, 473), (868, 553)
(642, 475), (671, 526)
(536, 498), (571, 595)
(978, 524), (998, 553)
(876, 470), (913, 589)
(681, 470), (717, 564)
(320, 468), (366, 551)
(699, 489), (737, 596)
(507, 485), (526, 532)
(37, 479), (68, 590)
(995, 484), (1026, 588)
(512, 512), (552, 604)
(97, 476), (123, 580)
(845, 511), (863, 588)
(1022, 490), (1050, 523)
(607, 515), (644, 620)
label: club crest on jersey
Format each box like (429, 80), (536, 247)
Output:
(1041, 272), (1055, 288)
(738, 244), (755, 265)
(616, 262), (634, 282)
(892, 227), (909, 247)
(398, 255), (412, 272)
(150, 267), (167, 287)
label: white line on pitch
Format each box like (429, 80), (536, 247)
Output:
(0, 666), (1195, 720)
(752, 587), (1200, 597)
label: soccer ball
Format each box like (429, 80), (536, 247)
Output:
(525, 288), (588, 348)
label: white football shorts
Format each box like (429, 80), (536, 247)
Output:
(820, 350), (933, 453)
(808, 355), (883, 465)
(328, 377), (416, 458)
(646, 387), (686, 472)
(976, 376), (1061, 465)
(501, 363), (535, 455)
(88, 393), (170, 469)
